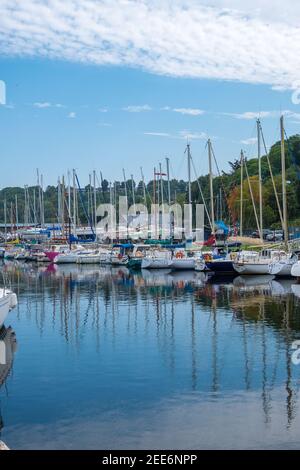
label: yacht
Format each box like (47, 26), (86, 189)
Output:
(0, 288), (17, 328)
(141, 249), (172, 269)
(233, 249), (287, 275)
(167, 248), (196, 270)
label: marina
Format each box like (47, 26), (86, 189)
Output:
(1, 261), (300, 449)
(1, 0), (300, 454)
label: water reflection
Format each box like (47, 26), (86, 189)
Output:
(0, 327), (17, 437)
(1, 261), (300, 449)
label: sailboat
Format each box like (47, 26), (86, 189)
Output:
(233, 249), (287, 275)
(269, 252), (299, 277)
(0, 287), (18, 328)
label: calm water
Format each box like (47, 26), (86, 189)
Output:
(1, 261), (300, 450)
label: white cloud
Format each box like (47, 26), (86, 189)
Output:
(98, 122), (111, 127)
(224, 111), (276, 120)
(99, 108), (108, 113)
(241, 137), (258, 145)
(224, 110), (300, 121)
(173, 108), (204, 116)
(33, 102), (64, 108)
(123, 105), (152, 113)
(0, 1), (300, 87)
(144, 132), (171, 137)
(179, 130), (207, 140)
(68, 111), (76, 118)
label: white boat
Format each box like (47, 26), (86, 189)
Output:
(77, 250), (101, 264)
(291, 261), (300, 278)
(53, 246), (86, 264)
(0, 288), (18, 328)
(168, 248), (195, 270)
(233, 249), (287, 275)
(110, 246), (129, 266)
(141, 249), (172, 269)
(269, 253), (298, 277)
(0, 326), (17, 388)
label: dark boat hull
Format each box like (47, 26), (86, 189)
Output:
(206, 260), (235, 274)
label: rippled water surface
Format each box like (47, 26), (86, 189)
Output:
(1, 261), (300, 449)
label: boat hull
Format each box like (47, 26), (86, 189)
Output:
(206, 260), (235, 274)
(269, 261), (294, 277)
(141, 258), (170, 269)
(0, 290), (17, 328)
(233, 262), (270, 275)
(291, 262), (300, 278)
(168, 259), (195, 270)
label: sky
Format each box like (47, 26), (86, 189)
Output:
(0, 0), (300, 187)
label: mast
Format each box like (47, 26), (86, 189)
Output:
(166, 157), (171, 239)
(93, 170), (97, 230)
(4, 199), (7, 242)
(40, 174), (45, 227)
(131, 174), (136, 213)
(72, 169), (76, 234)
(186, 144), (192, 239)
(140, 167), (147, 206)
(153, 167), (157, 238)
(240, 150), (244, 237)
(159, 163), (164, 206)
(208, 139), (215, 235)
(257, 119), (263, 242)
(166, 157), (171, 206)
(15, 194), (19, 230)
(67, 170), (71, 223)
(281, 115), (289, 249)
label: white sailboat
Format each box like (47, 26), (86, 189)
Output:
(141, 249), (172, 269)
(269, 253), (299, 277)
(233, 249), (287, 275)
(168, 248), (196, 270)
(291, 261), (300, 279)
(0, 288), (18, 328)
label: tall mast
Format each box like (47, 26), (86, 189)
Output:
(4, 199), (7, 242)
(15, 194), (19, 229)
(140, 167), (147, 206)
(240, 150), (244, 237)
(153, 167), (157, 238)
(166, 157), (171, 239)
(159, 163), (164, 206)
(93, 170), (97, 230)
(131, 174), (136, 213)
(186, 144), (192, 239)
(123, 169), (128, 238)
(281, 115), (289, 249)
(67, 170), (71, 223)
(40, 174), (45, 227)
(166, 157), (171, 206)
(208, 139), (215, 235)
(72, 169), (76, 234)
(257, 119), (263, 242)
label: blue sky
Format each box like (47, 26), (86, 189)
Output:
(0, 0), (300, 187)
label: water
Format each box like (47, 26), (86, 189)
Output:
(1, 261), (300, 449)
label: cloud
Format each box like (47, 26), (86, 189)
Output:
(98, 122), (111, 127)
(173, 108), (204, 116)
(33, 102), (64, 108)
(240, 137), (258, 145)
(0, 1), (300, 88)
(68, 111), (76, 118)
(123, 105), (152, 113)
(144, 132), (171, 137)
(224, 111), (276, 120)
(99, 108), (108, 113)
(179, 130), (207, 140)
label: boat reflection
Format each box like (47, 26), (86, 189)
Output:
(0, 326), (17, 435)
(2, 260), (300, 433)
